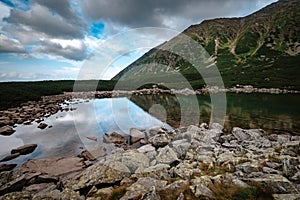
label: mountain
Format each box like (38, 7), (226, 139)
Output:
(112, 0), (300, 90)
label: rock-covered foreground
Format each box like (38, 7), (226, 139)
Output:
(0, 123), (299, 199)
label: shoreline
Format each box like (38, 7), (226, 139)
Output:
(0, 123), (299, 199)
(0, 92), (299, 199)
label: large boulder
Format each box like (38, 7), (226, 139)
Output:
(156, 146), (179, 165)
(65, 161), (131, 191)
(121, 150), (150, 173)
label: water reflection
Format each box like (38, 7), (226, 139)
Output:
(0, 98), (170, 166)
(130, 93), (300, 135)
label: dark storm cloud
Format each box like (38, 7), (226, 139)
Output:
(81, 0), (266, 29)
(35, 40), (88, 61)
(3, 1), (86, 39)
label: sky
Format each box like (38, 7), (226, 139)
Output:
(0, 0), (277, 82)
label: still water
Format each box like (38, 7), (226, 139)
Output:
(0, 93), (299, 166)
(130, 93), (300, 135)
(0, 98), (170, 166)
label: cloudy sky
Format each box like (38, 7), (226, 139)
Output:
(0, 0), (277, 81)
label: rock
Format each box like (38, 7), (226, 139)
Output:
(37, 122), (48, 129)
(78, 150), (96, 161)
(156, 146), (179, 165)
(177, 192), (184, 200)
(165, 180), (189, 190)
(120, 177), (167, 200)
(216, 151), (237, 165)
(0, 191), (32, 199)
(130, 128), (146, 144)
(11, 144), (38, 155)
(210, 123), (223, 132)
(243, 174), (299, 194)
(25, 183), (55, 193)
(0, 173), (27, 196)
(148, 126), (167, 137)
(86, 136), (97, 141)
(190, 176), (214, 198)
(20, 157), (85, 177)
(232, 127), (250, 141)
(172, 161), (194, 179)
(87, 186), (113, 198)
(137, 144), (156, 153)
(140, 164), (170, 179)
(170, 139), (190, 159)
(121, 151), (150, 173)
(235, 162), (260, 174)
(272, 193), (300, 200)
(149, 133), (170, 148)
(103, 132), (127, 144)
(0, 153), (21, 162)
(0, 164), (17, 172)
(0, 125), (15, 136)
(291, 171), (300, 182)
(65, 161), (130, 190)
(140, 186), (161, 200)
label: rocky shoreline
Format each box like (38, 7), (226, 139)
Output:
(0, 122), (299, 199)
(0, 87), (299, 136)
(0, 92), (299, 199)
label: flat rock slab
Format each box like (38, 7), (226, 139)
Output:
(20, 157), (85, 177)
(11, 144), (38, 155)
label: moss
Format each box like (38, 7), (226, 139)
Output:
(107, 185), (127, 200)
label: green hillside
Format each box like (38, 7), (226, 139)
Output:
(113, 0), (300, 90)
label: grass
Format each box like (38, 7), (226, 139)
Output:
(0, 80), (117, 110)
(106, 185), (127, 200)
(210, 182), (274, 200)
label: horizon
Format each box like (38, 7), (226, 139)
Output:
(0, 0), (277, 82)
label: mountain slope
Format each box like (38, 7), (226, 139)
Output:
(113, 0), (300, 90)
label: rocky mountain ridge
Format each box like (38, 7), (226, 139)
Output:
(113, 0), (300, 90)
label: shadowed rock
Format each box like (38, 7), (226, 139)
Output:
(0, 153), (21, 162)
(0, 164), (17, 172)
(0, 126), (15, 136)
(11, 144), (38, 155)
